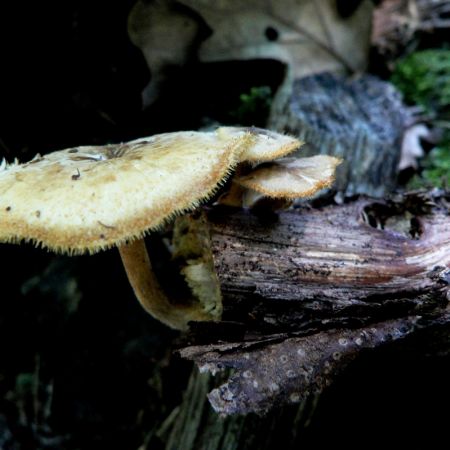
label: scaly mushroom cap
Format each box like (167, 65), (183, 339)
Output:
(236, 155), (342, 198)
(0, 130), (257, 254)
(0, 127), (303, 254)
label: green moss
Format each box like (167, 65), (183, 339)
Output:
(230, 86), (272, 125)
(408, 134), (450, 188)
(391, 49), (450, 113)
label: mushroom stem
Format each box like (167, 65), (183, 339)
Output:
(118, 239), (209, 330)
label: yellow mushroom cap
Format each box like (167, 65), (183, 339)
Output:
(0, 130), (256, 254)
(217, 127), (303, 162)
(236, 155), (342, 199)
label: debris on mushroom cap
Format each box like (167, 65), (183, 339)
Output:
(0, 130), (258, 254)
(236, 155), (342, 199)
(218, 127), (303, 162)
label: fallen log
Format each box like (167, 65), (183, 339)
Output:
(179, 190), (450, 415)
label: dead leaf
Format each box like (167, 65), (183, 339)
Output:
(128, 0), (210, 107)
(372, 0), (419, 57)
(129, 0), (373, 104)
(372, 0), (450, 60)
(398, 123), (431, 171)
(180, 0), (372, 77)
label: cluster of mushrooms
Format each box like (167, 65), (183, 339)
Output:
(0, 127), (341, 330)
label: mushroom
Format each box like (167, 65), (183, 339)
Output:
(236, 155), (342, 199)
(216, 127), (342, 207)
(0, 127), (304, 330)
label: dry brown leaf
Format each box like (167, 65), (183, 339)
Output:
(128, 0), (208, 107)
(129, 0), (373, 95)
(372, 0), (450, 58)
(180, 0), (373, 77)
(372, 0), (420, 56)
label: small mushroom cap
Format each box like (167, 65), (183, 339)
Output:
(236, 155), (342, 198)
(0, 130), (254, 254)
(218, 127), (303, 162)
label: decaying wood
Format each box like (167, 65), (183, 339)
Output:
(208, 192), (450, 333)
(269, 73), (409, 196)
(181, 312), (450, 415)
(179, 191), (450, 415)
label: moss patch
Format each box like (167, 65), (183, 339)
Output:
(391, 49), (450, 113)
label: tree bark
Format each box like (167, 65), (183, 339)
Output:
(179, 192), (450, 415)
(208, 193), (450, 334)
(269, 72), (409, 196)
